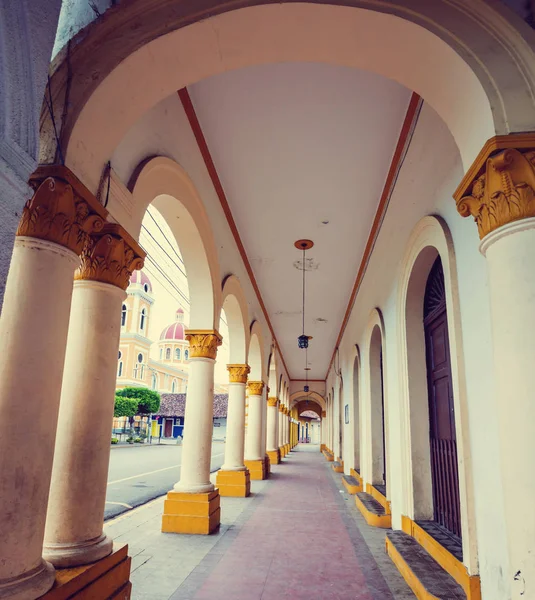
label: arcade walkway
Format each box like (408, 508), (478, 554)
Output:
(106, 445), (414, 599)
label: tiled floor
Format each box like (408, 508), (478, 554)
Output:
(106, 445), (414, 599)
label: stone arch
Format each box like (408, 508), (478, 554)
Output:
(363, 308), (389, 491)
(289, 390), (325, 410)
(129, 157), (221, 330)
(248, 320), (266, 382)
(294, 400), (322, 420)
(352, 346), (361, 471)
(42, 1), (535, 190)
(397, 214), (477, 573)
(220, 275), (249, 364)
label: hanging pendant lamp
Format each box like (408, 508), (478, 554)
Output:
(295, 239), (314, 349)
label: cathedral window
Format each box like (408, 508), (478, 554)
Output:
(175, 348), (181, 360)
(166, 347), (171, 360)
(185, 349), (189, 361)
(160, 348), (163, 360)
(140, 308), (146, 331)
(118, 362), (123, 377)
(172, 380), (176, 393)
(121, 304), (127, 327)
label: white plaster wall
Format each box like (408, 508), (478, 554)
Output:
(334, 103), (508, 597)
(110, 93), (281, 382)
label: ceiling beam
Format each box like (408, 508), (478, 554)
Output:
(325, 92), (422, 379)
(177, 87), (296, 382)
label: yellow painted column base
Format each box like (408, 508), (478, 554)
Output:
(161, 489), (220, 534)
(216, 469), (251, 498)
(244, 459), (267, 480)
(41, 544), (131, 600)
(332, 459), (344, 473)
(279, 445), (286, 458)
(267, 449), (280, 465)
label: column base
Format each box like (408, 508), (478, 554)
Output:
(216, 469), (250, 497)
(40, 544), (130, 600)
(279, 445), (286, 458)
(267, 449), (280, 465)
(264, 454), (271, 477)
(161, 489), (220, 534)
(285, 443), (290, 454)
(0, 560), (55, 600)
(244, 459), (267, 480)
(43, 533), (113, 568)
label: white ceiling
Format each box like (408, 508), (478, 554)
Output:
(189, 62), (411, 379)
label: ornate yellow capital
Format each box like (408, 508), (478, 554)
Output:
(322, 411), (326, 418)
(227, 364), (250, 384)
(247, 381), (264, 396)
(75, 224), (145, 289)
(185, 330), (222, 359)
(18, 165), (108, 255)
(267, 397), (278, 407)
(279, 403), (286, 413)
(455, 134), (535, 239)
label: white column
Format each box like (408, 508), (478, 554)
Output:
(266, 398), (279, 452)
(278, 405), (284, 450)
(481, 218), (535, 594)
(221, 365), (250, 470)
(245, 382), (264, 461)
(43, 226), (142, 567)
(0, 170), (106, 599)
(174, 331), (222, 492)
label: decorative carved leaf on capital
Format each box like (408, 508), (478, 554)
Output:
(247, 381), (264, 396)
(279, 403), (286, 413)
(456, 147), (535, 238)
(227, 364), (250, 384)
(267, 397), (278, 407)
(75, 224), (145, 289)
(18, 166), (108, 255)
(185, 330), (222, 359)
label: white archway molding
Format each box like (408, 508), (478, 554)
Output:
(43, 2), (535, 193)
(397, 214), (477, 574)
(362, 308), (390, 491)
(248, 320), (266, 381)
(341, 344), (361, 472)
(289, 390), (325, 411)
(220, 274), (249, 364)
(129, 157), (221, 330)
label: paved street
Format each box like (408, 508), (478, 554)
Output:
(105, 441), (226, 520)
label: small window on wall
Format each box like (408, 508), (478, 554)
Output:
(160, 348), (163, 360)
(118, 350), (122, 360)
(138, 353), (143, 363)
(143, 283), (149, 293)
(140, 308), (146, 331)
(185, 349), (189, 361)
(175, 348), (181, 360)
(118, 362), (123, 377)
(172, 380), (176, 393)
(152, 374), (157, 390)
(121, 304), (127, 326)
(166, 347), (171, 360)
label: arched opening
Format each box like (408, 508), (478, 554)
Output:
(121, 304), (127, 327)
(175, 348), (181, 360)
(338, 378), (344, 461)
(165, 347), (171, 360)
(171, 379), (176, 393)
(369, 325), (386, 492)
(352, 352), (360, 471)
(139, 308), (146, 332)
(152, 373), (158, 390)
(424, 256), (461, 541)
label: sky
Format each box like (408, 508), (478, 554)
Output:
(138, 206), (230, 385)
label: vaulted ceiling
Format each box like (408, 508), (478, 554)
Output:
(189, 62), (411, 379)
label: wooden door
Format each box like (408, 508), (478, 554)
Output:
(164, 419), (173, 437)
(424, 257), (462, 539)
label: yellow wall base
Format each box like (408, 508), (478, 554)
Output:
(161, 489), (220, 534)
(244, 459), (267, 480)
(350, 468), (363, 490)
(279, 445), (286, 458)
(401, 516), (481, 600)
(267, 449), (280, 465)
(216, 469), (251, 497)
(355, 494), (392, 529)
(342, 476), (361, 495)
(264, 455), (271, 477)
(332, 459), (344, 473)
(42, 544), (131, 600)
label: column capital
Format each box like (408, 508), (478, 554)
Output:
(75, 224), (145, 290)
(322, 411), (326, 417)
(227, 364), (250, 383)
(247, 381), (264, 396)
(185, 330), (222, 359)
(455, 134), (535, 239)
(267, 397), (278, 407)
(279, 403), (286, 413)
(17, 165), (108, 255)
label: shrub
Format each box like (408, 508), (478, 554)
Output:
(111, 438), (119, 444)
(116, 387), (160, 415)
(126, 437), (134, 444)
(114, 396), (138, 418)
(134, 437), (143, 443)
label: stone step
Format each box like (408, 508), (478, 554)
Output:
(386, 531), (466, 599)
(331, 461), (344, 473)
(355, 492), (391, 528)
(342, 475), (361, 494)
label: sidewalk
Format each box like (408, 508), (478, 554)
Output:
(105, 446), (415, 599)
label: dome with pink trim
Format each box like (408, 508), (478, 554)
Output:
(159, 307), (186, 340)
(129, 270), (152, 293)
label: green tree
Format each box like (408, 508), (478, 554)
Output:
(113, 396), (138, 418)
(116, 387), (161, 414)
